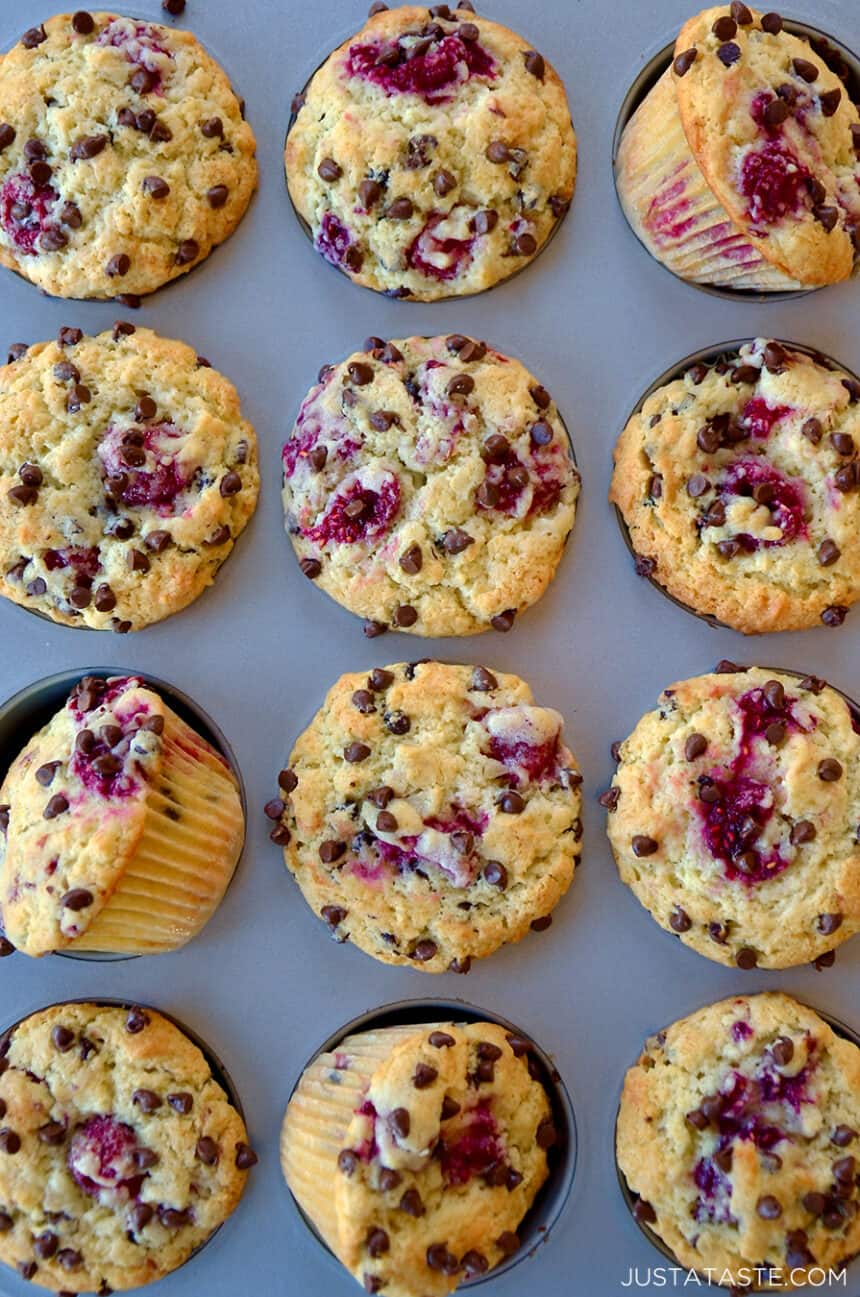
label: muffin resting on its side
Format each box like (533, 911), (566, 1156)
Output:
(0, 673), (244, 956)
(0, 11), (257, 299)
(610, 339), (860, 633)
(267, 659), (582, 972)
(282, 334), (579, 637)
(282, 1020), (555, 1297)
(285, 4), (576, 299)
(605, 667), (860, 970)
(615, 5), (860, 290)
(0, 1002), (256, 1293)
(617, 992), (860, 1290)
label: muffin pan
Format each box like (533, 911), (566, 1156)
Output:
(283, 998), (577, 1287)
(0, 0), (858, 1295)
(611, 18), (860, 302)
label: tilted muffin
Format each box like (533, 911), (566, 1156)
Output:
(0, 11), (256, 299)
(266, 660), (582, 972)
(617, 992), (860, 1290)
(0, 1001), (256, 1292)
(616, 4), (860, 290)
(0, 324), (259, 631)
(282, 335), (579, 637)
(285, 5), (576, 299)
(605, 666), (860, 971)
(610, 339), (860, 633)
(282, 1020), (556, 1296)
(0, 673), (244, 956)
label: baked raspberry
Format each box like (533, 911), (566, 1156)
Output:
(484, 706), (565, 784)
(740, 141), (811, 227)
(740, 397), (792, 439)
(43, 546), (101, 579)
(440, 1103), (503, 1184)
(0, 173), (60, 254)
(98, 423), (187, 511)
(96, 18), (173, 94)
(305, 470), (400, 546)
(68, 1115), (144, 1199)
(344, 32), (495, 104)
(721, 459), (807, 548)
(316, 212), (359, 272)
(407, 208), (476, 281)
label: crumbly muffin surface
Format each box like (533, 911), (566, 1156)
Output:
(0, 325), (258, 630)
(617, 993), (860, 1290)
(269, 660), (582, 972)
(610, 339), (860, 633)
(0, 1002), (254, 1293)
(285, 5), (576, 298)
(283, 335), (579, 637)
(0, 11), (257, 299)
(606, 667), (860, 970)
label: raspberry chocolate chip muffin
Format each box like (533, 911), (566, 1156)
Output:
(605, 667), (860, 971)
(285, 5), (576, 299)
(617, 992), (860, 1289)
(616, 5), (860, 291)
(0, 1001), (256, 1292)
(282, 1019), (556, 1296)
(0, 324), (258, 631)
(0, 673), (244, 956)
(611, 339), (860, 633)
(282, 335), (579, 637)
(0, 11), (256, 300)
(267, 660), (582, 973)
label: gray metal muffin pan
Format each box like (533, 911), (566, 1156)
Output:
(0, 2), (858, 1295)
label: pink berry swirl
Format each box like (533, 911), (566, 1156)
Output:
(282, 335), (579, 638)
(0, 324), (258, 631)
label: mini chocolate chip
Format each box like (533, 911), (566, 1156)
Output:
(0, 1129), (21, 1153)
(376, 810), (398, 833)
(399, 544), (422, 574)
(159, 1208), (191, 1228)
(413, 1063), (438, 1089)
(8, 484), (38, 507)
(131, 1203), (154, 1232)
(319, 840), (346, 863)
(817, 912), (843, 935)
(490, 609), (516, 633)
(531, 915), (553, 932)
(429, 1032), (455, 1050)
(790, 820), (816, 845)
(386, 196), (414, 219)
(411, 939), (437, 962)
(757, 1195), (782, 1219)
(709, 921), (729, 944)
(713, 15), (738, 39)
(128, 549), (150, 573)
(793, 57), (819, 82)
(207, 184), (229, 208)
(674, 48), (697, 76)
(814, 950), (836, 970)
(344, 742), (371, 763)
(125, 1006), (148, 1034)
(427, 1243), (459, 1273)
(821, 605), (848, 627)
(72, 11), (95, 34)
(820, 88), (842, 117)
(399, 1187), (425, 1217)
(393, 604), (417, 628)
(22, 26), (48, 49)
(736, 947), (758, 969)
(44, 794), (70, 819)
(632, 835), (658, 857)
(483, 861), (507, 889)
(731, 1), (753, 20)
(196, 1137), (219, 1166)
(37, 1121), (65, 1145)
(818, 539), (841, 567)
(142, 175), (170, 200)
(818, 758), (843, 781)
(389, 1108), (410, 1139)
(433, 168), (456, 196)
(717, 41), (741, 65)
(106, 253), (130, 277)
(133, 1088), (162, 1113)
(498, 790), (525, 814)
(175, 239), (199, 265)
(524, 49), (545, 79)
(536, 1116), (557, 1149)
(472, 208), (498, 235)
(764, 97), (790, 127)
(814, 205), (839, 232)
(167, 1091), (192, 1113)
(832, 1125), (856, 1146)
(831, 432), (855, 456)
(669, 905), (692, 933)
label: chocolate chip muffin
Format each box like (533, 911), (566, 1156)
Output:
(615, 5), (860, 290)
(0, 324), (258, 631)
(0, 11), (256, 299)
(285, 4), (576, 299)
(282, 1020), (555, 1296)
(0, 673), (244, 956)
(610, 339), (860, 633)
(0, 1001), (256, 1292)
(266, 660), (582, 973)
(617, 992), (860, 1289)
(605, 666), (860, 971)
(283, 335), (579, 637)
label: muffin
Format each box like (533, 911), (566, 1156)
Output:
(282, 334), (579, 637)
(615, 5), (860, 291)
(610, 338), (860, 633)
(0, 673), (244, 956)
(281, 1019), (555, 1296)
(0, 11), (256, 299)
(0, 324), (259, 631)
(617, 992), (860, 1289)
(605, 666), (860, 971)
(285, 5), (576, 299)
(266, 659), (582, 973)
(0, 1000), (256, 1292)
